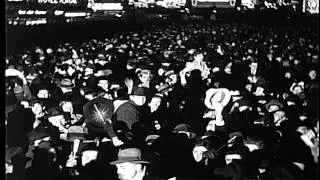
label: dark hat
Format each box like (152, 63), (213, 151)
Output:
(83, 98), (114, 128)
(66, 126), (89, 141)
(83, 87), (98, 95)
(27, 127), (51, 142)
(110, 148), (149, 165)
(60, 78), (74, 88)
(265, 99), (284, 110)
(172, 123), (196, 139)
(145, 134), (160, 145)
(13, 85), (24, 95)
(95, 69), (113, 77)
(131, 87), (149, 96)
(86, 75), (98, 87)
(6, 147), (23, 164)
(236, 99), (252, 108)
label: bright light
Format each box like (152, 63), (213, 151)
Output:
(54, 10), (64, 16)
(90, 3), (123, 11)
(35, 10), (47, 15)
(18, 10), (26, 15)
(26, 10), (34, 15)
(26, 18), (47, 26)
(64, 12), (87, 17)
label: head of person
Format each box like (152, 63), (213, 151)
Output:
(13, 85), (25, 100)
(59, 99), (73, 113)
(110, 148), (149, 180)
(37, 87), (51, 99)
(59, 78), (74, 93)
(253, 85), (266, 97)
(138, 69), (152, 84)
(224, 146), (248, 165)
(291, 84), (304, 95)
(97, 76), (110, 92)
(224, 62), (233, 74)
(164, 71), (178, 85)
(172, 123), (196, 140)
(273, 110), (288, 127)
(148, 95), (162, 113)
(30, 99), (45, 116)
(193, 142), (209, 163)
(192, 133), (223, 163)
(243, 136), (265, 152)
(81, 145), (99, 167)
(308, 69), (317, 80)
(193, 51), (204, 62)
(130, 87), (148, 106)
(206, 120), (216, 132)
(265, 99), (284, 113)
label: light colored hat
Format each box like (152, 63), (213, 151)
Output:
(204, 88), (231, 109)
(110, 148), (149, 165)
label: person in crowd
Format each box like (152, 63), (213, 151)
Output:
(110, 148), (149, 180)
(6, 17), (319, 180)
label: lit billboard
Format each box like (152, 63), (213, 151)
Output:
(192, 0), (236, 8)
(303, 0), (319, 13)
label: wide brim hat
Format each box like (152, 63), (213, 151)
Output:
(6, 147), (23, 164)
(131, 87), (149, 97)
(265, 99), (284, 110)
(204, 88), (231, 109)
(172, 123), (196, 139)
(60, 78), (74, 88)
(65, 126), (89, 141)
(110, 148), (149, 165)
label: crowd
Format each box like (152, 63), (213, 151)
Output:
(6, 19), (319, 180)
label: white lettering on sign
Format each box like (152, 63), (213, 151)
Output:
(38, 0), (77, 4)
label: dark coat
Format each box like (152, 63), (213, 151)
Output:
(113, 100), (141, 130)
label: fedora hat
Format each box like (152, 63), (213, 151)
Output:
(60, 78), (74, 88)
(110, 148), (149, 165)
(172, 123), (196, 139)
(265, 99), (284, 110)
(204, 88), (231, 109)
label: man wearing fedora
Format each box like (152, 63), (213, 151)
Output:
(110, 148), (149, 180)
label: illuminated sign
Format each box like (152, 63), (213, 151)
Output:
(37, 0), (77, 4)
(192, 0), (236, 7)
(156, 0), (186, 8)
(303, 0), (319, 13)
(64, 12), (87, 17)
(88, 2), (123, 11)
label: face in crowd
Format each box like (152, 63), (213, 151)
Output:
(130, 95), (147, 106)
(31, 102), (45, 116)
(116, 162), (145, 180)
(273, 110), (287, 127)
(98, 79), (109, 92)
(139, 72), (151, 84)
(194, 53), (204, 62)
(60, 101), (73, 113)
(308, 69), (317, 80)
(192, 145), (208, 163)
(37, 89), (50, 99)
(225, 153), (242, 165)
(81, 150), (98, 167)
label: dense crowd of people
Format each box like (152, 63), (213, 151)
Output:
(6, 18), (319, 180)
